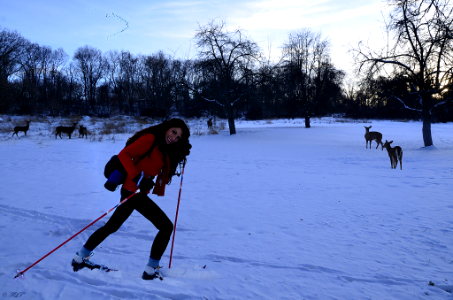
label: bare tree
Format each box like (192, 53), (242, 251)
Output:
(18, 42), (42, 112)
(47, 48), (69, 113)
(63, 61), (80, 114)
(39, 46), (52, 105)
(106, 50), (124, 113)
(353, 0), (453, 147)
(139, 51), (174, 117)
(0, 29), (29, 111)
(0, 29), (27, 79)
(73, 46), (108, 114)
(120, 51), (140, 115)
(194, 19), (261, 134)
(282, 29), (333, 127)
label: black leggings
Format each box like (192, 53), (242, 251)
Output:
(84, 188), (173, 260)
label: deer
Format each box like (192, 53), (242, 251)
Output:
(55, 122), (78, 139)
(364, 126), (383, 149)
(382, 140), (403, 170)
(207, 118), (213, 130)
(79, 125), (88, 139)
(12, 120), (31, 137)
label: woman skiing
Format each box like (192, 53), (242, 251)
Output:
(71, 118), (191, 280)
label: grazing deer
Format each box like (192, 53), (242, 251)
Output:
(364, 126), (383, 149)
(382, 140), (403, 170)
(79, 125), (88, 139)
(55, 122), (78, 139)
(207, 118), (213, 129)
(12, 120), (31, 137)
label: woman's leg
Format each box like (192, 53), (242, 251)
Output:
(132, 193), (174, 260)
(84, 188), (136, 251)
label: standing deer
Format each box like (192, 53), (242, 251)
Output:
(207, 118), (213, 130)
(55, 122), (78, 139)
(364, 126), (383, 149)
(12, 120), (31, 137)
(382, 140), (403, 170)
(79, 125), (88, 139)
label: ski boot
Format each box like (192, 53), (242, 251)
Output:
(142, 266), (163, 281)
(72, 251), (108, 272)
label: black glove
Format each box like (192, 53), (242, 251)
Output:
(133, 172), (155, 192)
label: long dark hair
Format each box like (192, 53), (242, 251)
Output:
(126, 118), (192, 181)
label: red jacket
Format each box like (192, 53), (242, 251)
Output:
(118, 133), (170, 196)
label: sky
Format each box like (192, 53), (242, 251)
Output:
(0, 0), (390, 78)
(0, 116), (452, 299)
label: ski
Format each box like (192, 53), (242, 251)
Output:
(15, 264), (117, 280)
(97, 265), (118, 273)
(72, 259), (118, 273)
(75, 263), (118, 273)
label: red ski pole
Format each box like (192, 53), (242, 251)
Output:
(14, 190), (138, 279)
(169, 159), (186, 268)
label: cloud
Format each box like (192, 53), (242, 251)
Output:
(230, 0), (385, 31)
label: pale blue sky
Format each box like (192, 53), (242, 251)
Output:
(0, 0), (389, 76)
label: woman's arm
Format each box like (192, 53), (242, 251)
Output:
(118, 134), (156, 179)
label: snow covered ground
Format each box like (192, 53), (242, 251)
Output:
(0, 116), (452, 300)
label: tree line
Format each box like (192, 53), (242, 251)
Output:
(0, 21), (346, 133)
(1, 0), (452, 140)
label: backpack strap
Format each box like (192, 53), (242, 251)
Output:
(134, 140), (158, 166)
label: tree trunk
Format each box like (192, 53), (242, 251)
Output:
(0, 76), (9, 112)
(305, 115), (311, 128)
(227, 113), (236, 135)
(226, 104), (236, 135)
(422, 108), (433, 147)
(303, 98), (311, 128)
